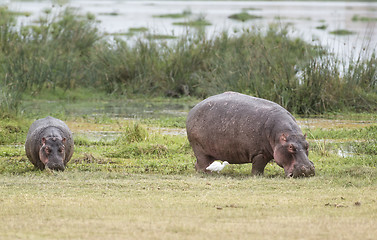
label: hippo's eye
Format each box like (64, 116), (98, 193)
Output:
(58, 148), (63, 153)
(45, 147), (51, 154)
(288, 144), (296, 152)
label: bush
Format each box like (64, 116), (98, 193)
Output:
(1, 7), (100, 105)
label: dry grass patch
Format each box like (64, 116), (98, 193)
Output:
(0, 173), (376, 240)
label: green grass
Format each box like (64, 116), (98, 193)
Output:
(0, 103), (377, 239)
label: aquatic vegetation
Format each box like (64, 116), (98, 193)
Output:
(129, 27), (148, 32)
(352, 14), (377, 22)
(107, 27), (149, 37)
(274, 16), (289, 20)
(242, 7), (261, 11)
(330, 29), (355, 35)
(228, 12), (262, 22)
(299, 17), (312, 21)
(173, 17), (211, 27)
(98, 12), (119, 16)
(316, 24), (328, 30)
(108, 32), (134, 37)
(147, 34), (177, 40)
(153, 9), (192, 19)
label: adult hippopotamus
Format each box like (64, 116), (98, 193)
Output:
(186, 92), (315, 177)
(25, 116), (74, 171)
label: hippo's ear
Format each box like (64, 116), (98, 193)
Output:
(42, 137), (46, 145)
(304, 133), (307, 139)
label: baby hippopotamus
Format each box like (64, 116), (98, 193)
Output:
(25, 116), (74, 171)
(186, 92), (315, 178)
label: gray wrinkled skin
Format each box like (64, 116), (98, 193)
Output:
(25, 116), (74, 171)
(186, 92), (315, 177)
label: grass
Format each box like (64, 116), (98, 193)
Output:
(0, 98), (376, 239)
(0, 173), (376, 240)
(0, 6), (376, 239)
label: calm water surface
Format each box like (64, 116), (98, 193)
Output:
(5, 0), (377, 60)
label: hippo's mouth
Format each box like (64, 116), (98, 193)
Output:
(287, 172), (314, 178)
(45, 162), (65, 171)
(285, 161), (315, 178)
(287, 168), (315, 178)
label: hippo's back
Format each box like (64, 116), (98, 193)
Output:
(26, 116), (69, 137)
(188, 91), (282, 117)
(186, 91), (290, 132)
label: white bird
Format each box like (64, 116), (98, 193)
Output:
(206, 161), (229, 173)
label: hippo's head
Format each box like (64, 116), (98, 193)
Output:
(273, 134), (315, 178)
(39, 137), (66, 171)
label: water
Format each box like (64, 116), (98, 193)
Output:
(20, 98), (193, 119)
(5, 0), (377, 60)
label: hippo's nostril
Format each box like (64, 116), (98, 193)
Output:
(287, 172), (293, 178)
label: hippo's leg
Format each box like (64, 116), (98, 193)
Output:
(189, 142), (215, 172)
(195, 154), (215, 172)
(192, 147), (215, 172)
(251, 154), (270, 176)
